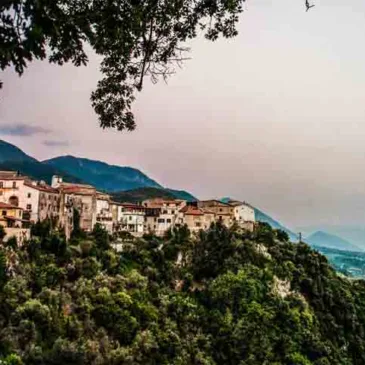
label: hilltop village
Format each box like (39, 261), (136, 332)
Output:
(0, 171), (255, 242)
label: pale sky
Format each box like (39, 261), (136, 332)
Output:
(1, 0), (365, 230)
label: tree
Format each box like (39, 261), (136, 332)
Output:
(0, 0), (314, 132)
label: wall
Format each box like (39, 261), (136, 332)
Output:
(4, 227), (30, 245)
(234, 204), (255, 223)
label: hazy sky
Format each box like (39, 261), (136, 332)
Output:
(1, 0), (365, 230)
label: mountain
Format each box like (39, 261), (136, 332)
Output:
(0, 140), (82, 184)
(254, 207), (298, 241)
(112, 187), (177, 203)
(0, 139), (37, 163)
(166, 188), (197, 201)
(44, 155), (197, 200)
(305, 231), (361, 251)
(44, 155), (163, 192)
(0, 140), (197, 198)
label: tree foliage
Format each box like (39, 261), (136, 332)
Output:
(1, 221), (358, 364)
(1, 0), (313, 131)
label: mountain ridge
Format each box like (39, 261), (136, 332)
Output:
(305, 230), (361, 252)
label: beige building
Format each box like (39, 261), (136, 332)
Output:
(0, 202), (30, 244)
(179, 205), (215, 233)
(52, 176), (97, 233)
(197, 200), (233, 227)
(143, 198), (186, 236)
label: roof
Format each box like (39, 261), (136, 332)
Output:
(96, 192), (111, 200)
(60, 182), (95, 189)
(120, 203), (145, 210)
(180, 205), (210, 216)
(143, 198), (186, 208)
(24, 182), (58, 193)
(0, 170), (26, 179)
(61, 184), (96, 196)
(198, 199), (231, 207)
(0, 202), (23, 210)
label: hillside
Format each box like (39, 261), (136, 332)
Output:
(0, 139), (38, 163)
(306, 230), (361, 252)
(0, 140), (197, 199)
(0, 140), (82, 184)
(44, 155), (162, 192)
(1, 222), (365, 364)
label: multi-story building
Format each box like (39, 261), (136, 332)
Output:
(0, 171), (59, 223)
(0, 202), (30, 244)
(143, 198), (186, 236)
(114, 203), (145, 236)
(228, 199), (255, 223)
(96, 192), (113, 233)
(52, 176), (97, 232)
(197, 200), (233, 226)
(179, 205), (215, 233)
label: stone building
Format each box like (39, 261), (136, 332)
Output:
(197, 200), (233, 227)
(143, 198), (186, 236)
(52, 176), (97, 233)
(179, 205), (215, 233)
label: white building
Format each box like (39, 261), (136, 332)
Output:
(230, 201), (255, 223)
(115, 203), (145, 236)
(96, 192), (113, 233)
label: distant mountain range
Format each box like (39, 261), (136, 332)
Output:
(305, 231), (361, 252)
(44, 155), (162, 192)
(0, 139), (196, 201)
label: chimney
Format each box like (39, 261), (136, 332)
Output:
(52, 175), (63, 188)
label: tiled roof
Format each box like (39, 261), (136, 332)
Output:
(180, 205), (204, 216)
(24, 182), (58, 193)
(0, 202), (23, 210)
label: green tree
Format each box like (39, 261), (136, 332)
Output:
(1, 0), (312, 132)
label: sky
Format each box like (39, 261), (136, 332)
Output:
(1, 0), (365, 231)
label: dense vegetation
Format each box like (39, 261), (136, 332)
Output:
(314, 245), (365, 279)
(0, 221), (364, 364)
(112, 186), (196, 203)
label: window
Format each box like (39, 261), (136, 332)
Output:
(12, 182), (16, 188)
(219, 208), (223, 212)
(158, 218), (165, 223)
(0, 191), (2, 196)
(0, 182), (3, 188)
(26, 204), (32, 210)
(28, 193), (31, 198)
(163, 210), (168, 214)
(166, 219), (171, 223)
(171, 210), (175, 214)
(129, 216), (132, 220)
(195, 222), (201, 227)
(2, 210), (6, 216)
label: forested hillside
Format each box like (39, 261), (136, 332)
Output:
(1, 222), (365, 364)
